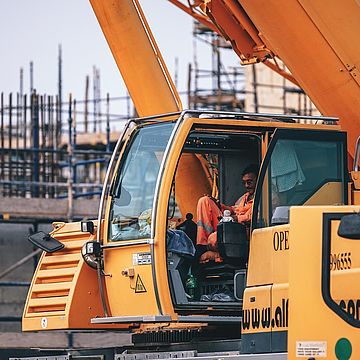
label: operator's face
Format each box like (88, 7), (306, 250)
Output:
(242, 172), (257, 195)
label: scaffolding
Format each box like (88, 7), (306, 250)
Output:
(188, 21), (246, 111)
(187, 21), (318, 117)
(0, 91), (132, 223)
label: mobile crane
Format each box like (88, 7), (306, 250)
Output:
(15, 1), (360, 359)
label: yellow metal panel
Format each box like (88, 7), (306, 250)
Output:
(329, 220), (360, 302)
(352, 190), (360, 205)
(271, 283), (289, 333)
(247, 225), (290, 287)
(28, 297), (67, 308)
(103, 244), (158, 316)
(304, 182), (343, 206)
(242, 285), (272, 335)
(23, 222), (127, 331)
(36, 268), (77, 279)
(31, 282), (71, 299)
(288, 206), (360, 359)
(41, 254), (81, 264)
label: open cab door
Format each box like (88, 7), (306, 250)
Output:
(242, 127), (349, 354)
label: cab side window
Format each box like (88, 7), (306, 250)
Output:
(254, 137), (345, 228)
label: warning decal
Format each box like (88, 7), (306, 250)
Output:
(135, 274), (147, 293)
(296, 341), (327, 357)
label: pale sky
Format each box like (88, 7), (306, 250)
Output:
(0, 0), (239, 115)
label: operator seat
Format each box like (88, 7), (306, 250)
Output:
(194, 222), (249, 301)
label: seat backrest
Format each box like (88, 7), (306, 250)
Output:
(217, 222), (249, 264)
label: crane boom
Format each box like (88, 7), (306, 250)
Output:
(171, 0), (360, 160)
(90, 0), (182, 117)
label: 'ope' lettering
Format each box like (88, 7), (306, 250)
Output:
(273, 231), (289, 251)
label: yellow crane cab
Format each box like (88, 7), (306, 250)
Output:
(95, 109), (347, 326)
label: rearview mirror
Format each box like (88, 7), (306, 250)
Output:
(337, 213), (360, 239)
(28, 231), (65, 253)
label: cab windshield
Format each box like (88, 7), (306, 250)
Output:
(109, 122), (175, 241)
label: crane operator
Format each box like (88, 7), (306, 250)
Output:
(196, 164), (258, 264)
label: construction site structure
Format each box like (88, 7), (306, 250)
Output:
(6, 0), (360, 359)
(188, 21), (245, 112)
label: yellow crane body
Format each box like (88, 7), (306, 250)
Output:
(19, 0), (360, 358)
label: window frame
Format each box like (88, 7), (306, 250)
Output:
(251, 128), (348, 230)
(107, 121), (176, 242)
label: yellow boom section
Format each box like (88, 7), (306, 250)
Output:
(90, 0), (182, 116)
(172, 0), (360, 158)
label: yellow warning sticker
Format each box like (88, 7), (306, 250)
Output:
(135, 274), (147, 293)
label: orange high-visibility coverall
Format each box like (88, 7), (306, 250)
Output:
(196, 194), (253, 263)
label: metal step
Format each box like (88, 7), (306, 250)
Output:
(91, 314), (242, 325)
(91, 315), (172, 324)
(115, 351), (287, 360)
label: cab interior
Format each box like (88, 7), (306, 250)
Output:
(166, 128), (261, 313)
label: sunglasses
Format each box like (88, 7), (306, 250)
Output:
(242, 179), (256, 185)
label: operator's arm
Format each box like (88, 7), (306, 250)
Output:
(234, 194), (253, 224)
(237, 207), (252, 224)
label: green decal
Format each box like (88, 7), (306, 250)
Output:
(335, 338), (352, 360)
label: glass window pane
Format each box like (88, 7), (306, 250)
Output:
(109, 122), (174, 241)
(256, 138), (344, 228)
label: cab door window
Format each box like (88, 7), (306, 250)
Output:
(253, 131), (347, 229)
(109, 122), (174, 241)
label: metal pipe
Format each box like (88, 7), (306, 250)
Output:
(84, 75), (89, 133)
(0, 316), (22, 322)
(223, 0), (264, 47)
(106, 93), (110, 152)
(41, 95), (46, 197)
(0, 248), (42, 280)
(16, 93), (20, 196)
(22, 94), (27, 197)
(58, 44), (62, 124)
(30, 61), (34, 94)
(49, 95), (55, 198)
(32, 92), (40, 197)
(0, 93), (4, 193)
(67, 94), (74, 221)
(8, 93), (13, 197)
(0, 179), (102, 188)
(72, 98), (77, 186)
(0, 281), (30, 287)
